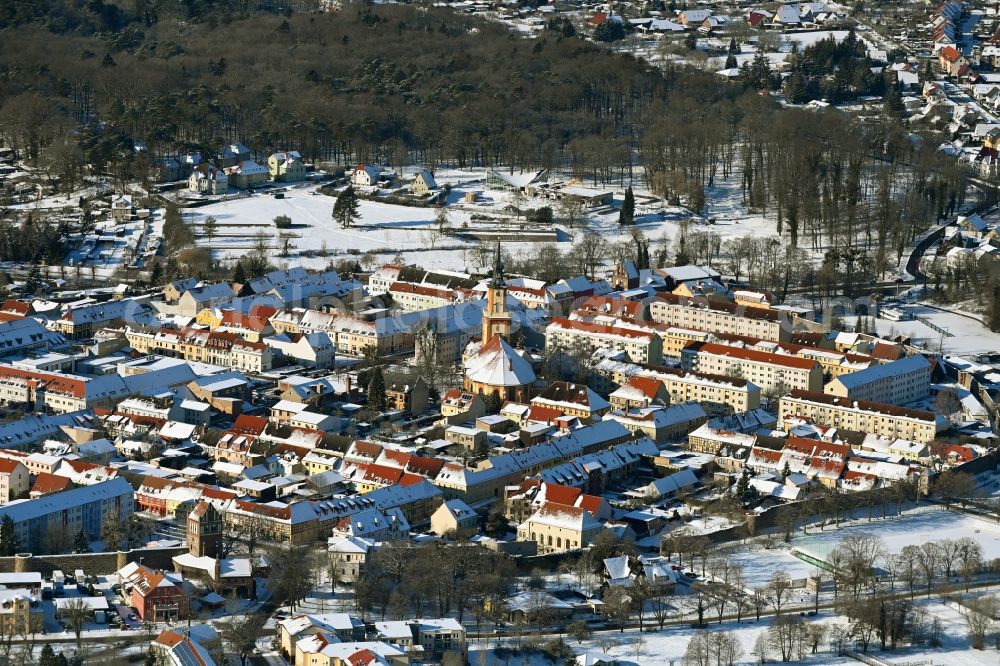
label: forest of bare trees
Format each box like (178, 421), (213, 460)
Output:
(0, 2), (970, 269)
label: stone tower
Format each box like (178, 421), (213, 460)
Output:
(186, 500), (223, 558)
(482, 240), (512, 345)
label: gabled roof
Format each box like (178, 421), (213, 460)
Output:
(30, 472), (71, 496)
(465, 336), (536, 387)
(533, 382), (611, 412)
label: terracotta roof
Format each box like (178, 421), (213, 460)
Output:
(625, 376), (665, 400)
(0, 300), (30, 315)
(380, 449), (412, 467)
(405, 456), (445, 477)
(362, 464), (404, 485)
(654, 293), (787, 322)
(31, 472), (71, 496)
(940, 45), (962, 62)
(543, 482), (582, 507)
(575, 494), (605, 514)
(350, 440), (383, 459)
(575, 296), (645, 319)
(0, 458), (21, 474)
(526, 404), (565, 424)
(349, 648), (379, 666)
(684, 341), (819, 370)
(548, 317), (656, 341)
(785, 389), (936, 421)
(871, 342), (903, 361)
(784, 435), (850, 461)
(400, 472), (426, 487)
(250, 304), (279, 320)
(231, 414), (269, 436)
(219, 311), (271, 333)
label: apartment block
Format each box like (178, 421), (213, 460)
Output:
(778, 390), (942, 443)
(649, 294), (791, 342)
(681, 341), (822, 394)
(825, 354), (931, 406)
(546, 317), (663, 365)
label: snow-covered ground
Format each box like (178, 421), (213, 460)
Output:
(706, 29), (885, 70)
(852, 302), (1000, 355)
(470, 613), (855, 666)
(724, 507), (1000, 591)
(184, 168), (779, 275)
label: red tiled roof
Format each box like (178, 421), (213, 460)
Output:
(625, 376), (665, 400)
(349, 648), (378, 666)
(400, 472), (426, 487)
(785, 435), (850, 461)
(231, 414), (269, 436)
(219, 311), (271, 333)
(549, 317), (655, 341)
(380, 449), (412, 467)
(871, 342), (903, 361)
(575, 495), (605, 514)
(0, 458), (21, 474)
(405, 456), (445, 477)
(575, 296), (645, 320)
(30, 472), (72, 496)
(526, 405), (565, 424)
(362, 464), (404, 485)
(0, 300), (29, 315)
(250, 304), (279, 320)
(939, 46), (962, 62)
(685, 341), (819, 370)
(350, 440), (383, 459)
(542, 482), (582, 506)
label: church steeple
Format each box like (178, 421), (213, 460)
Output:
(490, 239), (505, 288)
(482, 240), (511, 345)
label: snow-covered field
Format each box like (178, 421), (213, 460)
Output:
(725, 507), (1000, 590)
(471, 613), (855, 666)
(850, 303), (1000, 355)
(706, 29), (884, 70)
(184, 168), (779, 275)
(793, 508), (1000, 561)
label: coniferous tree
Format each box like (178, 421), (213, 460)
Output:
(73, 529), (90, 553)
(39, 644), (57, 666)
(333, 186), (361, 229)
(619, 186), (635, 226)
(149, 260), (162, 287)
(0, 516), (20, 556)
(23, 263), (44, 295)
(883, 79), (906, 120)
(202, 215), (218, 244)
(735, 468), (755, 504)
(367, 366), (386, 412)
(232, 260), (247, 285)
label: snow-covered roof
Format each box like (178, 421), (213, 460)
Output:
(464, 336), (536, 387)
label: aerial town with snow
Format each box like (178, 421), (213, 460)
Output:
(8, 0), (1000, 665)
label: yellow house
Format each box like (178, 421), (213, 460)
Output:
(267, 151), (307, 182)
(411, 169), (438, 196)
(195, 308), (222, 328)
(516, 502), (602, 554)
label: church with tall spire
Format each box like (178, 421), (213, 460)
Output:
(481, 240), (512, 345)
(462, 240), (535, 402)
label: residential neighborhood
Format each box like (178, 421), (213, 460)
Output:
(5, 0), (1000, 664)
